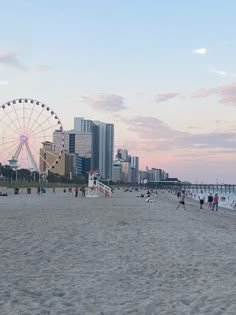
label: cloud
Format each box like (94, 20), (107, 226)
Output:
(155, 92), (179, 103)
(193, 48), (207, 55)
(0, 81), (8, 85)
(120, 115), (236, 152)
(116, 114), (236, 182)
(193, 82), (236, 105)
(0, 51), (26, 71)
(80, 94), (126, 112)
(209, 67), (236, 77)
(209, 68), (227, 77)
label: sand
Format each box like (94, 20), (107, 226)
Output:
(0, 190), (236, 315)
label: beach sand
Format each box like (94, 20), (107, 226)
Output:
(0, 190), (236, 315)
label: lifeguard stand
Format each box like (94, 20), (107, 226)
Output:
(86, 170), (100, 197)
(86, 170), (112, 198)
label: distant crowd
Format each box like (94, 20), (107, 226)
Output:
(175, 189), (236, 211)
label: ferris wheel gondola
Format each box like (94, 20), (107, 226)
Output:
(0, 98), (64, 175)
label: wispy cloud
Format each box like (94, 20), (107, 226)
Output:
(209, 67), (236, 77)
(120, 115), (236, 152)
(0, 51), (26, 71)
(193, 82), (236, 105)
(80, 94), (126, 112)
(155, 92), (179, 103)
(193, 48), (207, 55)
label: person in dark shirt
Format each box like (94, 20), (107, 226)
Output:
(176, 190), (186, 210)
(207, 193), (213, 209)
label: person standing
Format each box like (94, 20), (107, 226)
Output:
(212, 193), (219, 211)
(75, 187), (79, 198)
(207, 193), (213, 210)
(198, 190), (205, 209)
(80, 186), (86, 197)
(176, 190), (186, 210)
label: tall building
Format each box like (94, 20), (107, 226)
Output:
(112, 160), (122, 183)
(116, 149), (128, 161)
(53, 129), (64, 152)
(64, 130), (92, 158)
(74, 117), (99, 171)
(120, 161), (131, 183)
(152, 168), (163, 181)
(75, 117), (114, 180)
(129, 156), (139, 184)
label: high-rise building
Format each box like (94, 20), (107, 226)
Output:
(129, 156), (139, 184)
(101, 122), (114, 179)
(112, 160), (122, 183)
(152, 168), (163, 181)
(75, 117), (114, 180)
(53, 129), (64, 151)
(120, 160), (131, 183)
(64, 130), (92, 157)
(74, 117), (99, 171)
(116, 149), (128, 161)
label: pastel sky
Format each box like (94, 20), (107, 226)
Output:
(1, 0), (236, 183)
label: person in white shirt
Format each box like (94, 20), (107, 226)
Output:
(198, 190), (205, 209)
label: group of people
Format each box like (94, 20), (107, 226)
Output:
(176, 190), (219, 211)
(74, 186), (86, 197)
(198, 191), (219, 211)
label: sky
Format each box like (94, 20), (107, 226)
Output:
(1, 0), (236, 183)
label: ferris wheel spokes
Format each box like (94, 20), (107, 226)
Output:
(39, 146), (62, 158)
(0, 98), (64, 174)
(2, 108), (22, 135)
(29, 120), (61, 139)
(28, 141), (57, 169)
(12, 102), (25, 133)
(25, 101), (35, 131)
(26, 106), (46, 135)
(0, 139), (20, 156)
(0, 116), (23, 136)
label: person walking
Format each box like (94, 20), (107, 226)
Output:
(146, 191), (151, 202)
(207, 193), (213, 210)
(212, 193), (219, 211)
(198, 190), (205, 209)
(176, 190), (186, 210)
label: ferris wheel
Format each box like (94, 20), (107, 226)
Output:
(0, 98), (64, 174)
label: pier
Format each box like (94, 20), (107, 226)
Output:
(146, 181), (236, 193)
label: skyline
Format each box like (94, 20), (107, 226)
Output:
(1, 1), (236, 183)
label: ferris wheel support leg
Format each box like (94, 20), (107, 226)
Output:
(13, 142), (23, 160)
(25, 142), (39, 172)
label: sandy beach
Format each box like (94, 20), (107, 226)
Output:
(0, 190), (236, 315)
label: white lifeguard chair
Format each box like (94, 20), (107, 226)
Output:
(86, 170), (99, 197)
(86, 170), (112, 198)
